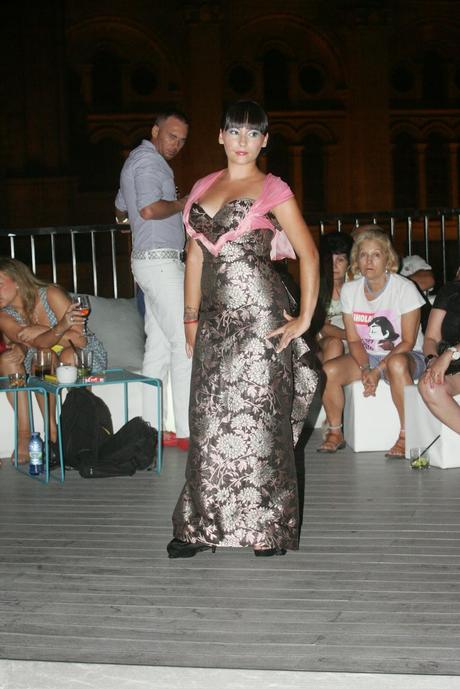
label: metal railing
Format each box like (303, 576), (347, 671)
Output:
(309, 207), (460, 286)
(1, 208), (460, 296)
(0, 224), (133, 298)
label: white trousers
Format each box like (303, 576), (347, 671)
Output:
(131, 257), (191, 437)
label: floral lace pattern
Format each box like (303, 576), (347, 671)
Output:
(172, 200), (319, 550)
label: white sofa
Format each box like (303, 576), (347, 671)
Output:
(0, 295), (173, 457)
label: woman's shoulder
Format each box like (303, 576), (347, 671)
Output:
(259, 174), (294, 211)
(264, 173), (293, 195)
(390, 273), (425, 305)
(186, 170), (226, 207)
(433, 280), (460, 308)
(341, 276), (363, 294)
(44, 284), (69, 306)
(392, 272), (419, 290)
(436, 280), (460, 297)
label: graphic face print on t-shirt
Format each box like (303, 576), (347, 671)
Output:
(353, 308), (401, 354)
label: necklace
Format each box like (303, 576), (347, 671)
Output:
(364, 273), (389, 299)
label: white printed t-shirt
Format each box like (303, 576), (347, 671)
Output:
(340, 273), (425, 355)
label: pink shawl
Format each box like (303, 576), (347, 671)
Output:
(183, 171), (296, 260)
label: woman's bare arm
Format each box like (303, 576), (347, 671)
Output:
(267, 197), (319, 351)
(183, 239), (203, 357)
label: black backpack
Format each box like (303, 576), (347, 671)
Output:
(60, 388), (113, 471)
(78, 417), (158, 479)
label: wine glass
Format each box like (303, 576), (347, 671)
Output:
(72, 295), (91, 335)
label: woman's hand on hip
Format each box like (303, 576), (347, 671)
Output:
(266, 310), (310, 353)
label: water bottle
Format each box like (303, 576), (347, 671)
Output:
(28, 432), (44, 476)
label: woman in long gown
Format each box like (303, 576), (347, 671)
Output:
(167, 101), (319, 558)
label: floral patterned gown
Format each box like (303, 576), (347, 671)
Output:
(172, 199), (319, 551)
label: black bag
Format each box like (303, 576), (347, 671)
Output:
(78, 417), (158, 479)
(60, 388), (113, 471)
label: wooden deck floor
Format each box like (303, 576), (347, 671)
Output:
(1, 431), (460, 675)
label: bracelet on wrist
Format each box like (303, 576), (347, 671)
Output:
(359, 363), (370, 371)
(184, 319), (198, 324)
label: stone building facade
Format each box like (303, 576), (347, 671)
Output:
(2, 0), (460, 230)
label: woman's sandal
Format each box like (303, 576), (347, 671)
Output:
(385, 430), (406, 459)
(10, 432), (31, 465)
(316, 425), (346, 454)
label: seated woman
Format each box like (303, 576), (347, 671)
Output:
(0, 257), (107, 462)
(316, 231), (353, 363)
(418, 275), (460, 433)
(317, 227), (426, 456)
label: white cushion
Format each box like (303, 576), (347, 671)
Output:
(84, 295), (144, 372)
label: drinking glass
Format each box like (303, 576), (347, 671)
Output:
(74, 349), (93, 380)
(33, 349), (54, 378)
(410, 447), (430, 470)
(72, 295), (91, 335)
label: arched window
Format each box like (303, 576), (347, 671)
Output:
(263, 49), (289, 109)
(131, 65), (158, 96)
(426, 133), (449, 207)
(92, 50), (122, 112)
(393, 133), (418, 208)
(302, 135), (325, 212)
(266, 133), (290, 185)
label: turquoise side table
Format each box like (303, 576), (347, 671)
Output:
(0, 376), (52, 483)
(38, 368), (163, 477)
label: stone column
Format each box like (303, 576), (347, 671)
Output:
(343, 7), (392, 211)
(182, 2), (224, 186)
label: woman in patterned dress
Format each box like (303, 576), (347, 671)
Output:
(0, 257), (106, 462)
(167, 101), (319, 558)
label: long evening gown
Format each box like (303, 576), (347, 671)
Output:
(172, 199), (319, 551)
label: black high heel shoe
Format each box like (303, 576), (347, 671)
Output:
(167, 538), (216, 559)
(253, 547), (287, 557)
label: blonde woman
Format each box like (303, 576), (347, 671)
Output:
(317, 228), (426, 457)
(0, 257), (106, 462)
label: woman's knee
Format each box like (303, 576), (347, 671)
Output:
(59, 347), (75, 365)
(386, 353), (411, 379)
(323, 355), (353, 384)
(322, 337), (344, 359)
(418, 378), (447, 406)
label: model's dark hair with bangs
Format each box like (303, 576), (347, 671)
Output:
(221, 100), (268, 134)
